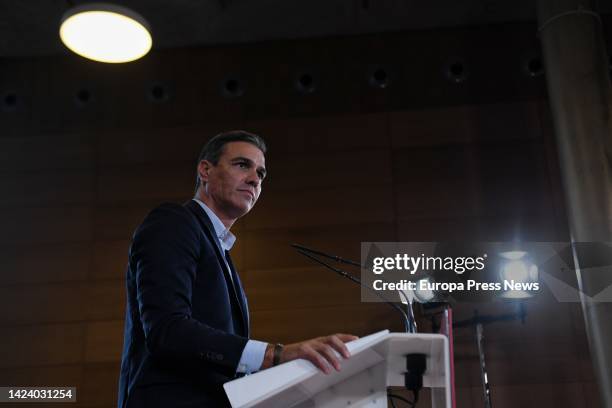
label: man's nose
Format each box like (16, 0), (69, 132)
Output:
(246, 171), (260, 187)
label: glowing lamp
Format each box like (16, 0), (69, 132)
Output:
(60, 3), (152, 63)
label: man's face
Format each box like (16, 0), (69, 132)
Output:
(198, 141), (266, 221)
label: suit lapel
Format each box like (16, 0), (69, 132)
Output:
(184, 200), (249, 337)
(225, 250), (250, 338)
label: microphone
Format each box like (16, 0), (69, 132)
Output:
(291, 244), (415, 333)
(291, 243), (362, 267)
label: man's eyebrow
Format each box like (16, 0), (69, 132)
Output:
(231, 156), (267, 176)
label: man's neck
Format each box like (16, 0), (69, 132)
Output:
(193, 191), (236, 229)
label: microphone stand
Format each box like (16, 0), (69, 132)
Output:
(293, 244), (434, 408)
(453, 304), (527, 408)
(292, 244), (417, 333)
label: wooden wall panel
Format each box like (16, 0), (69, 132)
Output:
(85, 280), (125, 321)
(454, 386), (477, 408)
(396, 217), (485, 241)
(0, 243), (91, 285)
(80, 363), (121, 407)
(585, 381), (603, 407)
(93, 205), (157, 241)
(92, 240), (130, 280)
(185, 51), (249, 125)
(392, 145), (480, 181)
(263, 149), (393, 192)
(0, 283), (87, 325)
(395, 180), (482, 218)
(0, 62), (37, 137)
(0, 171), (95, 207)
(84, 321), (124, 363)
(241, 45), (292, 121)
(452, 301), (576, 344)
(96, 164), (193, 204)
(246, 266), (366, 311)
(41, 61), (108, 134)
(483, 349), (588, 386)
(0, 324), (85, 368)
(245, 185), (395, 230)
(95, 124), (230, 167)
(390, 101), (541, 148)
(477, 214), (559, 241)
(0, 134), (95, 172)
(241, 222), (396, 271)
(246, 112), (390, 155)
(0, 207), (93, 245)
(251, 303), (403, 344)
(489, 383), (587, 408)
(453, 341), (594, 406)
(0, 365), (82, 388)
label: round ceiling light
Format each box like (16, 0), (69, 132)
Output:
(59, 3), (152, 63)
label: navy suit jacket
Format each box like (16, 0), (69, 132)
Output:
(118, 200), (250, 407)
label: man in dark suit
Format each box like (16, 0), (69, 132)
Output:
(118, 131), (357, 407)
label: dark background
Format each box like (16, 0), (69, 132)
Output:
(1, 3), (611, 407)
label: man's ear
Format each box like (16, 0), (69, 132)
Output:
(197, 160), (213, 182)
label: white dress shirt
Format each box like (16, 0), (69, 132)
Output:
(192, 199), (267, 374)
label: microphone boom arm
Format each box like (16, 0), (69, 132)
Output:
(295, 248), (411, 333)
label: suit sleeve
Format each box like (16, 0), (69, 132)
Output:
(130, 204), (248, 377)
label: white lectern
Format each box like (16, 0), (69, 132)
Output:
(224, 330), (451, 407)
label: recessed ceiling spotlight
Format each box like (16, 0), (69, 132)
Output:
(295, 72), (316, 94)
(369, 67), (390, 89)
(221, 77), (245, 98)
(523, 56), (544, 78)
(445, 59), (468, 83)
(1, 91), (19, 112)
(59, 3), (152, 63)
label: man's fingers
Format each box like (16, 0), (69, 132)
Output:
(335, 333), (359, 342)
(283, 334), (359, 374)
(305, 347), (331, 374)
(328, 335), (351, 359)
(316, 344), (341, 371)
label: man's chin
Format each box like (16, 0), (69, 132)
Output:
(230, 203), (253, 218)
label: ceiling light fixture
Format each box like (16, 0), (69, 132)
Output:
(59, 3), (152, 63)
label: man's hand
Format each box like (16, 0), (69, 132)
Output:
(262, 334), (359, 374)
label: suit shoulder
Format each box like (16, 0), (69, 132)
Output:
(147, 202), (189, 218)
(135, 202), (199, 238)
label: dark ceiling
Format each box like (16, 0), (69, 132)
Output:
(1, 0), (611, 58)
(0, 0), (539, 57)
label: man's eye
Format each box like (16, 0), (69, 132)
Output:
(237, 162), (248, 168)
